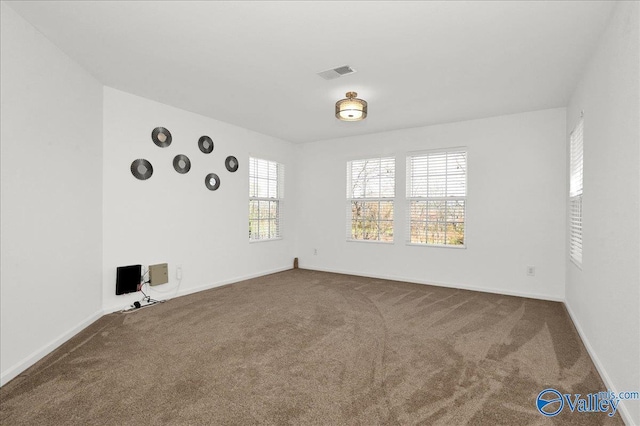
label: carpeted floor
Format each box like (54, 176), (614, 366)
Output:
(0, 269), (624, 425)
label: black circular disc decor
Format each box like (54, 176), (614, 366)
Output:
(205, 173), (220, 190)
(225, 156), (239, 172)
(131, 159), (153, 180)
(152, 127), (172, 148)
(173, 154), (191, 174)
(198, 136), (214, 154)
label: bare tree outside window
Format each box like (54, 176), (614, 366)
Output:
(347, 157), (395, 242)
(407, 150), (467, 246)
(249, 157), (284, 241)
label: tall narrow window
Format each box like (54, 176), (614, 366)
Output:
(249, 157), (284, 241)
(347, 157), (395, 242)
(407, 149), (467, 246)
(569, 118), (584, 265)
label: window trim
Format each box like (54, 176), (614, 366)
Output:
(346, 156), (396, 243)
(249, 157), (284, 242)
(569, 117), (584, 268)
(405, 147), (468, 248)
(249, 236), (283, 244)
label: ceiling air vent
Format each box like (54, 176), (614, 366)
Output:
(317, 65), (356, 80)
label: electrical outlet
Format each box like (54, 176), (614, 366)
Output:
(176, 266), (182, 280)
(313, 248), (318, 255)
(527, 266), (536, 276)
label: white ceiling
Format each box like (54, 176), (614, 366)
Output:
(6, 1), (614, 143)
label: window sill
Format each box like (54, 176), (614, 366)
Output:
(249, 237), (283, 244)
(346, 239), (394, 245)
(406, 243), (466, 249)
(569, 257), (582, 270)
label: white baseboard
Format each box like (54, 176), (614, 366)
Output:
(1, 310), (103, 387)
(3, 266), (631, 425)
(172, 265), (293, 299)
(2, 267), (293, 387)
(564, 302), (634, 426)
(102, 265), (293, 314)
(303, 267), (634, 423)
(301, 266), (565, 302)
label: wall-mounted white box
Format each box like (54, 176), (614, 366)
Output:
(149, 263), (168, 286)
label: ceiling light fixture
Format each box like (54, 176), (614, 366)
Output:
(335, 92), (367, 121)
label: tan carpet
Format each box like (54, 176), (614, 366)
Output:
(0, 269), (624, 425)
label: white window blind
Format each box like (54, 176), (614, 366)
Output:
(407, 149), (467, 246)
(249, 157), (284, 241)
(346, 157), (395, 242)
(569, 118), (584, 264)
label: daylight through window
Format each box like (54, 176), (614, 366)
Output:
(249, 157), (284, 241)
(407, 150), (467, 246)
(569, 118), (584, 265)
(346, 157), (395, 242)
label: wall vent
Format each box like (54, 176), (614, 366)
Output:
(317, 65), (356, 80)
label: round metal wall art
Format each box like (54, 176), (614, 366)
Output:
(205, 173), (220, 191)
(225, 156), (239, 172)
(131, 159), (153, 180)
(198, 136), (214, 154)
(173, 154), (191, 174)
(152, 127), (172, 148)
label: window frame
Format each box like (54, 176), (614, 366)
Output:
(249, 157), (284, 242)
(346, 156), (396, 243)
(569, 117), (584, 267)
(406, 148), (468, 248)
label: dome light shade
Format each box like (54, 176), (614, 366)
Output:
(335, 92), (367, 121)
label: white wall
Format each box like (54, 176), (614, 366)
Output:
(295, 108), (567, 301)
(0, 3), (103, 385)
(565, 2), (640, 424)
(102, 88), (296, 312)
(3, 8), (635, 424)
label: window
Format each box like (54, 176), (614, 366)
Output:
(249, 157), (284, 241)
(569, 118), (584, 265)
(347, 157), (395, 242)
(407, 149), (467, 246)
